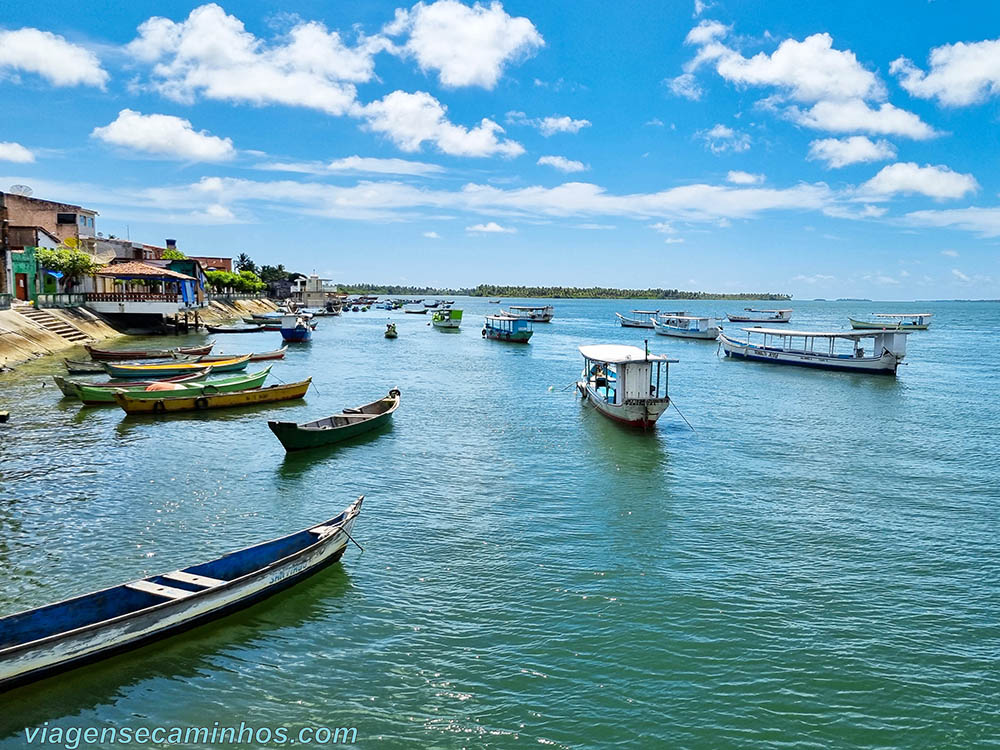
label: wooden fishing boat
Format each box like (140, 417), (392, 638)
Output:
(848, 313), (932, 330)
(725, 308), (792, 323)
(104, 355), (251, 379)
(84, 342), (215, 361)
(431, 308), (462, 329)
(577, 344), (676, 429)
(280, 315), (313, 343)
(0, 497), (362, 692)
(403, 306), (428, 314)
(719, 327), (908, 375)
(114, 378), (311, 414)
(203, 325), (266, 334)
(53, 370), (210, 399)
(191, 347), (287, 363)
(615, 310), (680, 328)
(269, 389), (400, 452)
(483, 314), (532, 342)
(64, 359), (107, 374)
(651, 315), (720, 340)
(503, 305), (554, 322)
(384, 323), (398, 339)
(78, 367), (271, 405)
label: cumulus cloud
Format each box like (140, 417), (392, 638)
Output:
(808, 136), (896, 168)
(0, 28), (107, 87)
(858, 162), (978, 201)
(255, 155), (444, 176)
(905, 206), (1000, 237)
(699, 124), (750, 154)
(362, 90), (523, 157)
(467, 221), (516, 233)
(126, 4), (378, 115)
(892, 38), (1000, 106)
(506, 111), (591, 136)
(385, 0), (543, 89)
(537, 155), (586, 172)
(789, 100), (937, 140)
(91, 109), (236, 161)
(0, 142), (35, 163)
(941, 249), (959, 257)
(726, 170), (763, 184)
(423, 230), (441, 238)
(667, 72), (703, 100)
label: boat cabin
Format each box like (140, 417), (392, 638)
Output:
(504, 305), (554, 322)
(484, 314), (533, 342)
(578, 344), (676, 408)
(658, 315), (717, 331)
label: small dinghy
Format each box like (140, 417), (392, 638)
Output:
(203, 325), (266, 334)
(84, 342), (215, 361)
(0, 498), (363, 691)
(53, 369), (211, 399)
(268, 389), (400, 452)
(384, 323), (398, 339)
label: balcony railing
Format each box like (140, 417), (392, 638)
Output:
(37, 293), (86, 309)
(85, 292), (180, 303)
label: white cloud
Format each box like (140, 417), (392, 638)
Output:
(537, 155), (587, 172)
(858, 162), (978, 201)
(645, 118), (665, 127)
(693, 0), (709, 17)
(792, 273), (835, 284)
(538, 115), (590, 136)
(467, 221), (515, 233)
(905, 206), (1000, 237)
(0, 28), (107, 87)
(91, 109), (236, 161)
(423, 230), (441, 238)
(808, 136), (896, 168)
(951, 268), (970, 282)
(700, 124), (750, 154)
(385, 0), (543, 89)
(649, 222), (677, 233)
(726, 170), (764, 184)
(685, 20), (729, 47)
(892, 38), (1000, 107)
(789, 100), (938, 140)
(664, 237), (685, 244)
(126, 4), (377, 115)
(362, 90), (523, 157)
(0, 142), (35, 163)
(576, 223), (616, 230)
(667, 73), (703, 100)
(255, 155), (443, 176)
(941, 249), (959, 257)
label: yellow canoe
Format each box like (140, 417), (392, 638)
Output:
(104, 354), (251, 378)
(114, 378), (311, 414)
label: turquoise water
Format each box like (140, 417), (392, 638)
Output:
(0, 299), (997, 749)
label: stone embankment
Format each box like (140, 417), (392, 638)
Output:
(0, 298), (277, 371)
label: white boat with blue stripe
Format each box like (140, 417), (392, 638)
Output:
(719, 327), (908, 375)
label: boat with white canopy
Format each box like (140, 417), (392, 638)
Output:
(502, 305), (554, 322)
(577, 344), (677, 428)
(726, 308), (792, 323)
(651, 315), (720, 340)
(849, 313), (932, 330)
(615, 310), (682, 328)
(719, 327), (908, 375)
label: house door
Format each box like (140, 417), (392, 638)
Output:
(15, 273), (28, 301)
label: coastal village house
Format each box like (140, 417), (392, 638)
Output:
(0, 190), (229, 326)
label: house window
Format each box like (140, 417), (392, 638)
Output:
(57, 213), (77, 224)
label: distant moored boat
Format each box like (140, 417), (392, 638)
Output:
(848, 313), (932, 330)
(725, 308), (792, 323)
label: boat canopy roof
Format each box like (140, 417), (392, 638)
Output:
(578, 344), (677, 363)
(746, 308), (792, 312)
(486, 314), (524, 321)
(872, 312), (932, 318)
(741, 327), (910, 338)
(507, 305), (551, 310)
(661, 315), (714, 321)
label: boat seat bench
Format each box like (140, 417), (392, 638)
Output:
(125, 580), (196, 600)
(162, 570), (227, 588)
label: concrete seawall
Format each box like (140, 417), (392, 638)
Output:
(0, 298), (277, 371)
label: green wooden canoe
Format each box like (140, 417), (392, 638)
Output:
(268, 389), (400, 452)
(92, 366), (273, 404)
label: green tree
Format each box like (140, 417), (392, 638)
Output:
(234, 253), (257, 274)
(235, 270), (266, 293)
(259, 264), (290, 283)
(161, 248), (187, 260)
(36, 246), (101, 291)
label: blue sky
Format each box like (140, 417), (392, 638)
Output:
(2, 0), (999, 298)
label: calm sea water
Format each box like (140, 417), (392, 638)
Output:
(0, 299), (997, 749)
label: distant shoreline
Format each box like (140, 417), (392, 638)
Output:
(336, 284), (792, 301)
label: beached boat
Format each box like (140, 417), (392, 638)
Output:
(203, 325), (266, 334)
(104, 355), (251, 379)
(384, 323), (398, 339)
(503, 305), (554, 322)
(848, 313), (932, 330)
(114, 378), (311, 414)
(79, 367), (272, 405)
(719, 327), (908, 375)
(432, 309), (463, 329)
(280, 315), (312, 342)
(64, 359), (109, 374)
(726, 308), (792, 323)
(84, 342), (215, 361)
(193, 347), (287, 363)
(483, 314), (532, 343)
(268, 389), (400, 452)
(615, 310), (678, 328)
(577, 344), (677, 429)
(0, 497), (362, 691)
(651, 315), (720, 340)
(54, 370), (210, 399)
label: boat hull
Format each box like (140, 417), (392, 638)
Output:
(578, 383), (669, 428)
(97, 367), (271, 404)
(719, 333), (899, 374)
(848, 318), (929, 331)
(105, 356), (250, 379)
(85, 343), (214, 361)
(268, 398), (397, 452)
(483, 328), (532, 342)
(115, 379), (310, 414)
(653, 324), (719, 339)
(726, 314), (791, 323)
(0, 501), (360, 692)
(431, 320), (461, 329)
(615, 313), (654, 328)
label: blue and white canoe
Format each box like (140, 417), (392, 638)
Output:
(0, 497), (363, 692)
